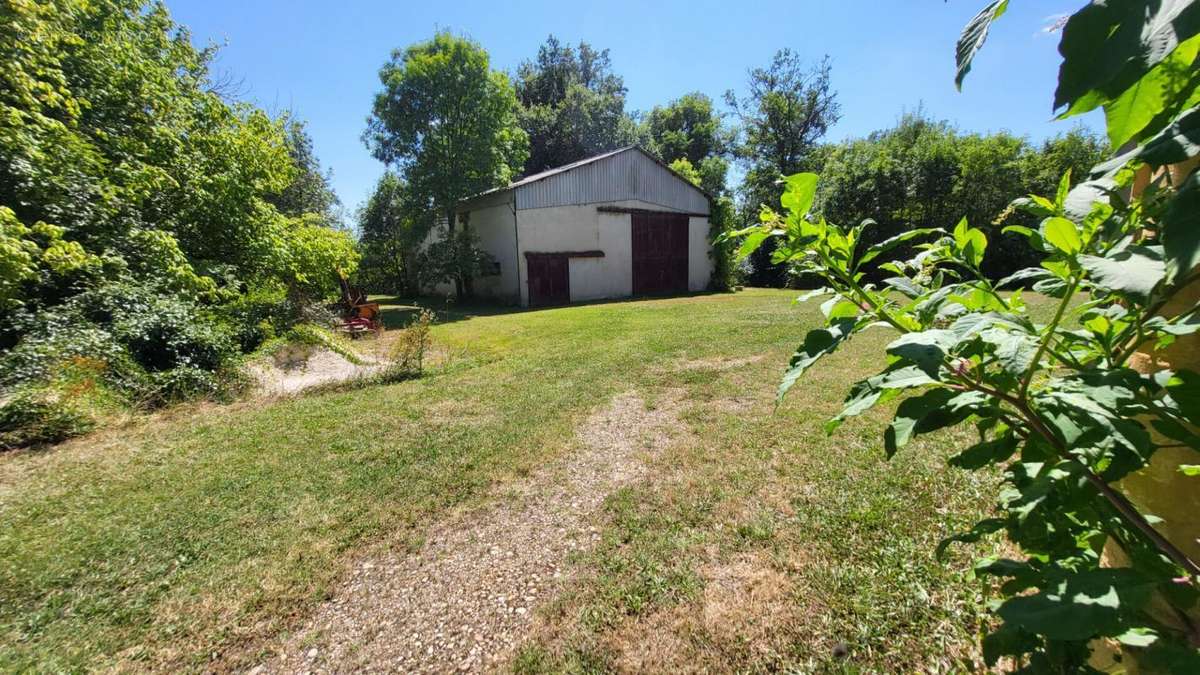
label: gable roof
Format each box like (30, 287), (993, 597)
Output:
(459, 146), (712, 209)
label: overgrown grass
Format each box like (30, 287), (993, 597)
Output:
(0, 290), (1054, 671)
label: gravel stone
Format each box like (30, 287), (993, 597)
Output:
(251, 390), (682, 673)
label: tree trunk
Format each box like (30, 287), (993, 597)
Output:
(449, 207), (475, 301)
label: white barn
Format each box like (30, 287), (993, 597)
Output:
(443, 146), (714, 307)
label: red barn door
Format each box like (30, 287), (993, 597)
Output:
(631, 212), (689, 296)
(526, 253), (570, 306)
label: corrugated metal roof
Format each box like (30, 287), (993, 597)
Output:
(459, 146), (711, 214)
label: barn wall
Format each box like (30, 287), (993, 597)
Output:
(424, 199), (518, 301)
(465, 200), (519, 302)
(688, 216), (714, 292)
(418, 222), (456, 299)
(515, 199), (710, 306)
(515, 149), (709, 214)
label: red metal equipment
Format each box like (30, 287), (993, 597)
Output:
(336, 270), (384, 337)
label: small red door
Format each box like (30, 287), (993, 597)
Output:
(632, 212), (689, 296)
(526, 253), (570, 306)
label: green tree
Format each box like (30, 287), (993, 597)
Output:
(671, 159), (737, 291)
(0, 0), (357, 418)
(735, 0), (1200, 668)
(514, 36), (639, 175)
(365, 31), (528, 299)
(645, 92), (732, 196)
(269, 118), (341, 226)
(357, 172), (430, 295)
(811, 113), (1105, 281)
(726, 51), (840, 286)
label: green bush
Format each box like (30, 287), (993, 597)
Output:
(0, 0), (360, 444)
(731, 1), (1200, 669)
(112, 299), (236, 373)
(0, 282), (246, 419)
(0, 386), (94, 449)
(0, 357), (122, 449)
(381, 309), (433, 381)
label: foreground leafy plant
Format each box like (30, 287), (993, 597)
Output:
(734, 1), (1200, 669)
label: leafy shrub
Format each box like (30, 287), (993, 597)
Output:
(218, 283), (291, 352)
(137, 365), (242, 407)
(0, 282), (246, 416)
(113, 299), (236, 373)
(382, 309), (433, 381)
(0, 357), (119, 449)
(0, 320), (126, 388)
(0, 1), (358, 442)
(731, 2), (1200, 670)
(0, 386), (94, 449)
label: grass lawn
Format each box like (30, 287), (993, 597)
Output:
(0, 289), (1042, 672)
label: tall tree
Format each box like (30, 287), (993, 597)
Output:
(364, 32), (528, 298)
(726, 51), (840, 286)
(356, 172), (428, 295)
(268, 118), (341, 226)
(514, 36), (639, 174)
(644, 92), (732, 196)
(811, 113), (1105, 281)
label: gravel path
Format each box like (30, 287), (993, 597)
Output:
(251, 390), (683, 674)
(250, 348), (386, 396)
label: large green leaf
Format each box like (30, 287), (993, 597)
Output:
(885, 388), (956, 457)
(777, 318), (856, 403)
(997, 569), (1154, 641)
(1055, 0), (1200, 113)
(955, 0), (1009, 90)
(736, 229), (771, 260)
(886, 329), (958, 379)
(1079, 246), (1165, 302)
(1092, 105), (1200, 177)
(779, 173), (819, 217)
(1063, 176), (1117, 223)
(1042, 217), (1082, 255)
(996, 266), (1053, 289)
(857, 227), (941, 267)
(949, 433), (1020, 469)
(1165, 368), (1200, 425)
(824, 365), (933, 433)
(884, 389), (983, 457)
(1139, 104), (1200, 165)
(953, 217), (988, 267)
(1102, 32), (1200, 147)
(1162, 169), (1200, 284)
(979, 327), (1039, 376)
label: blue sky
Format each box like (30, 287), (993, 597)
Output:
(168, 0), (1101, 215)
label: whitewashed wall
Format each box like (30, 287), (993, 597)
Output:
(688, 216), (714, 293)
(447, 148), (713, 306)
(466, 201), (519, 302)
(515, 199), (710, 306)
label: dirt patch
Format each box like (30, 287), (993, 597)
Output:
(699, 553), (796, 646)
(705, 394), (763, 414)
(249, 390), (685, 674)
(250, 348), (387, 396)
(606, 551), (805, 673)
(674, 354), (765, 372)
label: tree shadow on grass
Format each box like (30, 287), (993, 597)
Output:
(369, 296), (532, 329)
(369, 291), (732, 329)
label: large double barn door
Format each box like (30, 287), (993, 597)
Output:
(631, 212), (689, 296)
